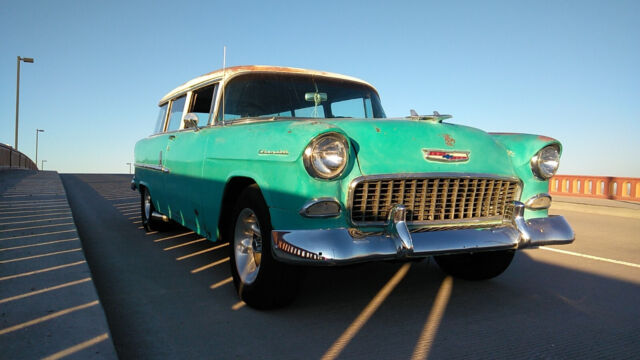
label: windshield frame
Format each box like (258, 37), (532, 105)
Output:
(215, 72), (386, 125)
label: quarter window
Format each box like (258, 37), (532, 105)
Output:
(154, 103), (168, 133)
(166, 95), (187, 132)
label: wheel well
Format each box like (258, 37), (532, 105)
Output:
(218, 177), (258, 239)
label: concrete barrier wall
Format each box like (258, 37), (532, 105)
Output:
(550, 175), (640, 202)
(0, 143), (38, 170)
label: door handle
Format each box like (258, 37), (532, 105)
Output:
(169, 135), (176, 140)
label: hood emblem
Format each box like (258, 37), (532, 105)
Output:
(423, 149), (470, 162)
(441, 134), (456, 147)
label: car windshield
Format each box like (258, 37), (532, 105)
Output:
(219, 73), (386, 122)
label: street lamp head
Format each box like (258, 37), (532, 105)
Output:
(21, 57), (34, 63)
(37, 129), (44, 132)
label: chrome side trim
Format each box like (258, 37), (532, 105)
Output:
(134, 163), (170, 173)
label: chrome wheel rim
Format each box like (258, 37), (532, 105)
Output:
(144, 191), (152, 221)
(234, 208), (262, 285)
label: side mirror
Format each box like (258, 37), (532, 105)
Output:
(183, 113), (199, 130)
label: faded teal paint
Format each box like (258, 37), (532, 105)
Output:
(490, 133), (561, 219)
(135, 118), (561, 238)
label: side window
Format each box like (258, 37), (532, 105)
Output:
(189, 84), (218, 127)
(154, 103), (168, 133)
(166, 95), (187, 132)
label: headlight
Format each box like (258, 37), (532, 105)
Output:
(303, 133), (349, 180)
(531, 145), (560, 180)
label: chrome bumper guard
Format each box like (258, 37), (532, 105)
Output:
(272, 201), (574, 265)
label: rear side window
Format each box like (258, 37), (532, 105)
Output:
(189, 84), (218, 127)
(154, 103), (168, 133)
(166, 96), (187, 132)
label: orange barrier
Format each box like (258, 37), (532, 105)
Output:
(549, 175), (640, 202)
(0, 143), (37, 170)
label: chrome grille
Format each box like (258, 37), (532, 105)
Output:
(350, 176), (520, 226)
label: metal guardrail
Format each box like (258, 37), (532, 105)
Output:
(550, 175), (640, 202)
(0, 143), (37, 170)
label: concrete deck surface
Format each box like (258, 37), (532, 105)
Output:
(0, 169), (117, 359)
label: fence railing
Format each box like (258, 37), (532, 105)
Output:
(0, 143), (38, 170)
(549, 175), (640, 202)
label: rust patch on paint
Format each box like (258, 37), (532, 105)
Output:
(375, 127), (380, 133)
(440, 134), (455, 147)
(537, 135), (557, 142)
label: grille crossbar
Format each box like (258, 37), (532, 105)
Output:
(350, 176), (519, 226)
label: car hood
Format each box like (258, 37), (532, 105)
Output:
(324, 119), (517, 177)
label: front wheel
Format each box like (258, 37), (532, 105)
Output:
(228, 185), (298, 309)
(434, 250), (515, 280)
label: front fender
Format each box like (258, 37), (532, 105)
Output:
(491, 133), (562, 218)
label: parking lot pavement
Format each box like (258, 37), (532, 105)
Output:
(0, 170), (117, 359)
(61, 174), (640, 359)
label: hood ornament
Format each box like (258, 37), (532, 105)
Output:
(422, 149), (470, 162)
(408, 110), (452, 123)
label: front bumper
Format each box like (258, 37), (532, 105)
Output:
(272, 201), (574, 265)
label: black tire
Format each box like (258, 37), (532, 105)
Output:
(434, 250), (515, 280)
(228, 185), (298, 309)
(140, 187), (165, 232)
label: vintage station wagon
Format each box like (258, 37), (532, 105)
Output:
(132, 65), (575, 308)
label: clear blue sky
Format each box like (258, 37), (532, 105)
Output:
(1, 0), (638, 176)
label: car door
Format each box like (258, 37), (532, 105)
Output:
(163, 84), (218, 232)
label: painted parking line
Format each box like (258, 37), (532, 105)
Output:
(0, 229), (76, 241)
(42, 333), (110, 360)
(0, 248), (82, 264)
(540, 247), (640, 269)
(0, 261), (86, 281)
(0, 222), (74, 233)
(0, 238), (79, 252)
(0, 278), (92, 304)
(0, 300), (99, 335)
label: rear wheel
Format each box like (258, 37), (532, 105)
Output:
(140, 188), (165, 232)
(434, 250), (515, 280)
(228, 185), (298, 309)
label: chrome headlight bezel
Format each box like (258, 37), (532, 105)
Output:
(530, 145), (560, 180)
(303, 132), (349, 180)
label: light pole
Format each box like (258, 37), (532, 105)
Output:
(35, 129), (44, 169)
(126, 162), (132, 174)
(41, 159), (47, 171)
(15, 56), (35, 151)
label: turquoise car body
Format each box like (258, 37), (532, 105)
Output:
(133, 65), (574, 265)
